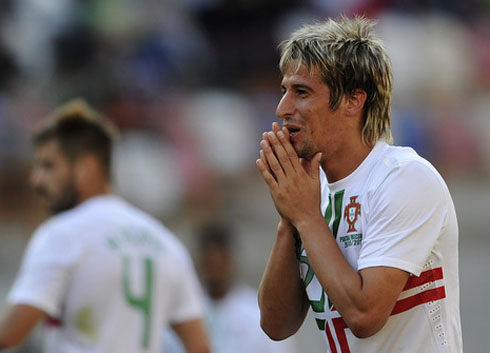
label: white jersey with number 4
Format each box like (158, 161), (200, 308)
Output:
(8, 195), (204, 353)
(299, 141), (463, 353)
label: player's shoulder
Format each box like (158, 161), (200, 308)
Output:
(381, 144), (434, 170)
(367, 143), (447, 193)
(34, 195), (119, 238)
(33, 208), (79, 240)
(27, 206), (90, 257)
(116, 199), (193, 261)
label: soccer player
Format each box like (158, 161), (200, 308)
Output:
(0, 100), (210, 353)
(256, 16), (463, 352)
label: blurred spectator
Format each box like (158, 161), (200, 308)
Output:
(113, 130), (185, 217)
(164, 222), (297, 353)
(182, 89), (258, 178)
(0, 43), (17, 92)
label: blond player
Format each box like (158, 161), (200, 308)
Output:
(257, 16), (463, 353)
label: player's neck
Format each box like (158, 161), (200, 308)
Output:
(321, 140), (373, 183)
(77, 182), (112, 205)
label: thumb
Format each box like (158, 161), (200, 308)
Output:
(312, 152), (322, 180)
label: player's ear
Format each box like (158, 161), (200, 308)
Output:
(344, 89), (367, 117)
(73, 154), (98, 182)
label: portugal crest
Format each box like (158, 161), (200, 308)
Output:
(344, 196), (361, 233)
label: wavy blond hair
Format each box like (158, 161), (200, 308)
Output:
(279, 15), (393, 146)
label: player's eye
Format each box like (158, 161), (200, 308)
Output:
(296, 89), (308, 97)
(40, 160), (54, 170)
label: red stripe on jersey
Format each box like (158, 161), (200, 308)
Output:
(328, 268), (444, 313)
(403, 267), (443, 291)
(325, 322), (338, 353)
(391, 286), (446, 316)
(332, 317), (351, 353)
(45, 316), (62, 327)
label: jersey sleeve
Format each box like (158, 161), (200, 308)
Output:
(167, 249), (205, 324)
(7, 223), (80, 317)
(357, 161), (449, 276)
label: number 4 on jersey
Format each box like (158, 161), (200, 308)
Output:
(123, 257), (154, 349)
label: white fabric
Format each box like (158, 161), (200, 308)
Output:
(300, 141), (462, 353)
(164, 285), (297, 353)
(8, 195), (204, 353)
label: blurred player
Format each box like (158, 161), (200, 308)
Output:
(0, 100), (210, 353)
(164, 222), (297, 353)
(256, 16), (463, 352)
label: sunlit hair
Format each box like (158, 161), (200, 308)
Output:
(279, 15), (393, 146)
(32, 99), (119, 179)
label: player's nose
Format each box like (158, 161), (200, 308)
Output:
(275, 92), (295, 120)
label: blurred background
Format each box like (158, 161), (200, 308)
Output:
(0, 0), (489, 352)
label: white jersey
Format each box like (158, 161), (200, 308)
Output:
(8, 195), (204, 353)
(164, 285), (297, 353)
(299, 141), (463, 353)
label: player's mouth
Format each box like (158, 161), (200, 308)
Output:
(285, 124), (303, 142)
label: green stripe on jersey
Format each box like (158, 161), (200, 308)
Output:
(332, 190), (344, 238)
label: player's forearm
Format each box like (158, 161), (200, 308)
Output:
(0, 328), (22, 349)
(295, 216), (380, 336)
(173, 319), (211, 353)
(0, 305), (46, 349)
(0, 320), (20, 349)
(258, 220), (308, 340)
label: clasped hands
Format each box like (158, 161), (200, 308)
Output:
(256, 122), (323, 228)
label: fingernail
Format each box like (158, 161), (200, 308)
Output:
(277, 131), (284, 139)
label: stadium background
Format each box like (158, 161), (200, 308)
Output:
(0, 0), (489, 352)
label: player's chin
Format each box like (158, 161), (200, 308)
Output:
(290, 142), (303, 156)
(296, 147), (315, 160)
(38, 195), (51, 209)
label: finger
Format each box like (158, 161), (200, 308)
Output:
(260, 138), (286, 182)
(272, 122), (281, 134)
(300, 158), (313, 176)
(300, 152), (322, 178)
(256, 158), (278, 190)
(263, 130), (274, 146)
(259, 149), (273, 176)
(260, 132), (272, 174)
(275, 128), (302, 172)
(312, 152), (322, 180)
(299, 157), (308, 173)
(281, 126), (290, 140)
(266, 131), (296, 176)
(263, 131), (269, 143)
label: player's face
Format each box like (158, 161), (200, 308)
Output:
(276, 63), (344, 160)
(200, 244), (234, 300)
(30, 139), (79, 214)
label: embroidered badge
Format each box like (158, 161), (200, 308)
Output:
(344, 196), (361, 233)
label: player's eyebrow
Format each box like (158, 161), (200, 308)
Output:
(292, 83), (312, 91)
(281, 83), (313, 92)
